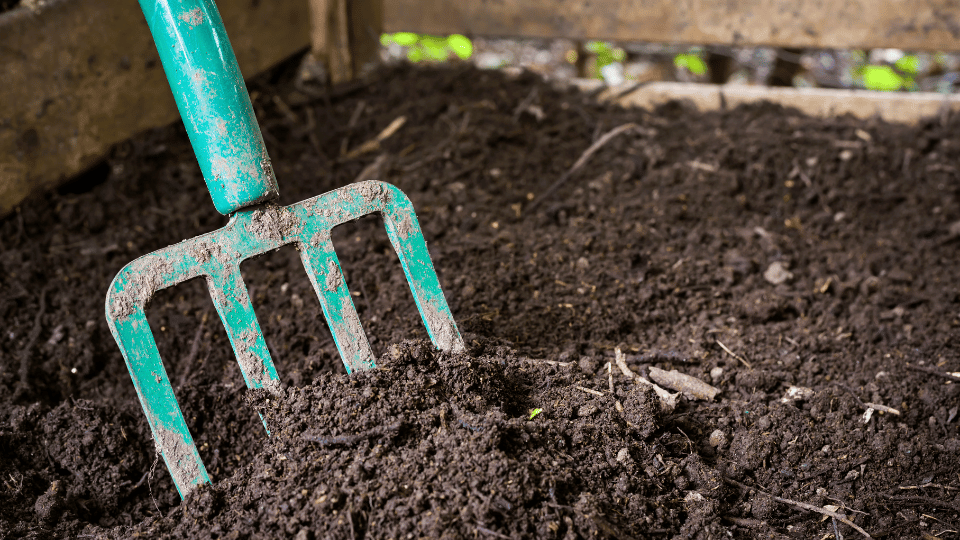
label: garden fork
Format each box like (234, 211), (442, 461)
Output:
(105, 0), (464, 498)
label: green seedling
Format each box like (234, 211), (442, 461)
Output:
(529, 408), (543, 420)
(585, 41), (625, 80)
(381, 32), (474, 62)
(674, 52), (707, 76)
(861, 65), (905, 91)
(447, 34), (473, 60)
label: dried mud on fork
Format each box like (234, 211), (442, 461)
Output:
(2, 61), (960, 539)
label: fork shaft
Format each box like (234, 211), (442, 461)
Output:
(138, 0), (279, 214)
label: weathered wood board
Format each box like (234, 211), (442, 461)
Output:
(0, 0), (310, 215)
(384, 0), (960, 52)
(7, 0), (960, 215)
(572, 79), (960, 124)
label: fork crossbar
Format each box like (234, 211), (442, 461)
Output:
(105, 181), (464, 497)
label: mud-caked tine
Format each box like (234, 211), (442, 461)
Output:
(107, 305), (210, 497)
(205, 262), (282, 393)
(106, 180), (464, 499)
(298, 233), (376, 374)
(379, 189), (466, 354)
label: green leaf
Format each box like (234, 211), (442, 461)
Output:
(529, 408), (543, 420)
(585, 41), (608, 54)
(674, 53), (707, 76)
(380, 34), (394, 46)
(862, 65), (903, 91)
(895, 54), (920, 75)
(392, 32), (419, 47)
(407, 47), (424, 63)
(447, 34), (473, 60)
(419, 35), (448, 61)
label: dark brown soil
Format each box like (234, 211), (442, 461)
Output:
(2, 61), (960, 539)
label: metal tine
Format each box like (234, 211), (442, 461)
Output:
(295, 181), (465, 359)
(107, 305), (212, 496)
(298, 236), (376, 373)
(377, 187), (465, 354)
(205, 262), (282, 392)
(106, 181), (464, 498)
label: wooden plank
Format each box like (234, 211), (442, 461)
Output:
(572, 80), (960, 124)
(349, 0), (384, 76)
(384, 0), (960, 52)
(306, 0), (382, 84)
(0, 0), (310, 216)
(313, 0), (354, 83)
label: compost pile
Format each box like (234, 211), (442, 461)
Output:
(2, 62), (960, 539)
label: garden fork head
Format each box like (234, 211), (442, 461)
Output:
(106, 181), (464, 497)
(106, 0), (463, 498)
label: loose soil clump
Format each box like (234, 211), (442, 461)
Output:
(2, 61), (959, 539)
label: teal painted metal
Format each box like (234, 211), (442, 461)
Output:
(106, 181), (465, 497)
(137, 0), (278, 215)
(109, 0), (464, 499)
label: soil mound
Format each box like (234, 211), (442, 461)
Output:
(2, 62), (959, 539)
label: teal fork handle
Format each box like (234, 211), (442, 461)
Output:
(138, 0), (279, 214)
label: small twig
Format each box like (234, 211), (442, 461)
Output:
(15, 285), (49, 399)
(131, 469), (151, 491)
(724, 477), (872, 538)
(527, 123), (637, 212)
(716, 340), (752, 369)
(148, 451), (163, 518)
(826, 500), (869, 516)
(899, 483), (960, 491)
(607, 361), (614, 394)
(344, 116), (406, 159)
(879, 494), (960, 513)
(863, 402), (900, 416)
(614, 349), (637, 379)
(905, 363), (960, 383)
(833, 383), (901, 416)
(522, 358), (574, 367)
(476, 525), (511, 539)
(303, 422), (402, 447)
(347, 100), (366, 129)
(574, 385), (605, 397)
(352, 153), (389, 184)
(178, 315), (206, 388)
(512, 87), (539, 121)
(832, 517), (845, 540)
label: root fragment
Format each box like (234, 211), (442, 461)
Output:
(724, 477), (872, 538)
(614, 348), (678, 411)
(647, 366), (719, 401)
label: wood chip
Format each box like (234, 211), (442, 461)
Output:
(614, 348), (679, 411)
(648, 367), (720, 401)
